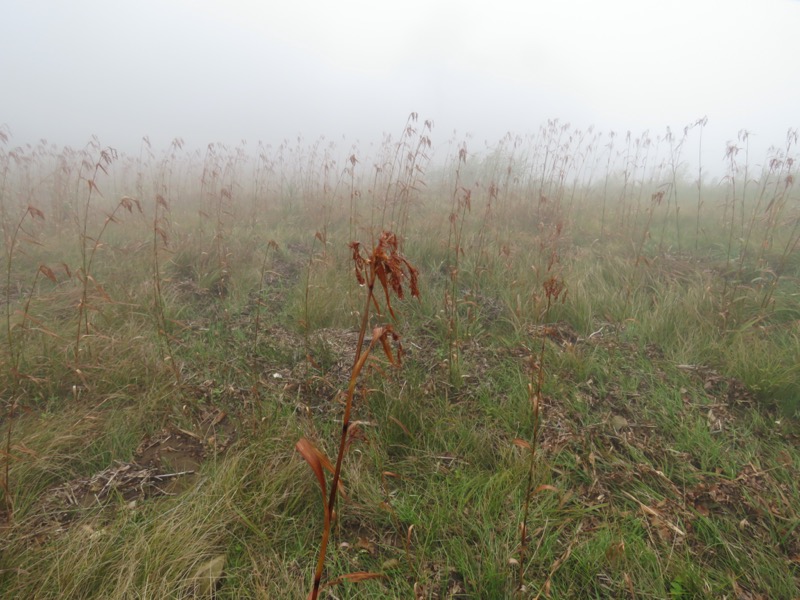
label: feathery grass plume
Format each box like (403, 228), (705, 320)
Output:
(614, 131), (634, 229)
(693, 116), (708, 250)
(445, 143), (470, 388)
(758, 130), (798, 311)
(720, 140), (742, 324)
(2, 199), (48, 522)
(738, 128), (752, 242)
(151, 192), (181, 384)
(599, 129), (616, 239)
(147, 140), (187, 385)
(5, 205), (46, 374)
(761, 170), (798, 309)
(751, 139), (796, 275)
(658, 124), (690, 253)
(737, 137), (776, 284)
(535, 119), (566, 223)
(563, 126), (600, 222)
(515, 274), (565, 595)
(632, 130), (654, 223)
(248, 140), (275, 228)
(380, 112), (417, 232)
(1, 262), (58, 522)
(74, 146), (117, 365)
(346, 152), (360, 243)
(0, 126), (13, 244)
(473, 177), (499, 288)
(296, 230), (418, 600)
(391, 115), (433, 244)
(619, 188), (667, 326)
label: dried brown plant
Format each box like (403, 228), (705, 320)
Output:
(296, 230), (418, 600)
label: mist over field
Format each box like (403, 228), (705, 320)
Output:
(2, 0), (799, 175)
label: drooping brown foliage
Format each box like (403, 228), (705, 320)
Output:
(297, 231), (418, 599)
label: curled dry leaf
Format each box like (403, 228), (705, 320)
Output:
(295, 438), (334, 516)
(375, 325), (402, 366)
(349, 241), (367, 285)
(38, 265), (57, 284)
(27, 205), (45, 220)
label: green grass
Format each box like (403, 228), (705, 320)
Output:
(0, 129), (799, 599)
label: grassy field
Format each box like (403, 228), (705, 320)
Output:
(1, 119), (799, 599)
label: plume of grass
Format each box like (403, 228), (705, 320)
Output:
(632, 130), (654, 225)
(634, 189), (666, 268)
(151, 193), (181, 384)
(617, 188), (667, 328)
(473, 178), (499, 287)
(5, 205), (46, 375)
(0, 127), (12, 241)
(693, 117), (708, 250)
(515, 274), (565, 594)
(564, 127), (600, 221)
(296, 230), (419, 600)
(536, 119), (564, 221)
(616, 129), (651, 228)
(761, 163), (798, 310)
(380, 112), (419, 232)
(755, 131), (798, 272)
(2, 198), (49, 521)
(665, 125), (689, 252)
(346, 152), (359, 242)
(395, 117), (433, 242)
(737, 146), (780, 283)
(759, 133), (798, 260)
(135, 136), (154, 205)
(74, 146), (118, 365)
(495, 133), (521, 226)
(445, 144), (471, 387)
(737, 129), (751, 241)
(1, 261), (60, 522)
(720, 141), (742, 315)
(614, 131), (633, 228)
(599, 130), (616, 239)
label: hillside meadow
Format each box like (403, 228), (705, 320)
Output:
(1, 118), (799, 598)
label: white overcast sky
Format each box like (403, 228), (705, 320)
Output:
(1, 0), (798, 168)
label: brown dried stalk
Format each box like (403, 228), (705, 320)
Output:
(296, 231), (418, 600)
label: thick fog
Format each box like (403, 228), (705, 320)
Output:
(2, 0), (798, 172)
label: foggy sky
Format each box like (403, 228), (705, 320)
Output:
(2, 0), (798, 171)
